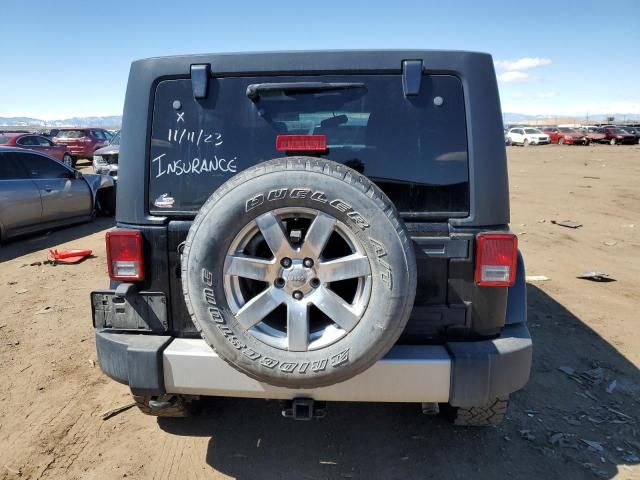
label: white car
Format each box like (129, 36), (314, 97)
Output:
(507, 127), (550, 146)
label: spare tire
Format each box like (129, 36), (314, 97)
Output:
(182, 157), (416, 388)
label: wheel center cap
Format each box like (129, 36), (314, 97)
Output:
(284, 265), (309, 287)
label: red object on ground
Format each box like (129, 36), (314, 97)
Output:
(48, 249), (93, 264)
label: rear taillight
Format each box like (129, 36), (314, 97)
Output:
(276, 134), (327, 152)
(106, 230), (144, 281)
(474, 233), (517, 287)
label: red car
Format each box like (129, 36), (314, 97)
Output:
(541, 127), (590, 145)
(580, 126), (606, 143)
(0, 132), (74, 167)
(52, 128), (111, 165)
(599, 127), (637, 145)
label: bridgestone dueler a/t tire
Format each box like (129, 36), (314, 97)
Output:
(442, 396), (510, 426)
(182, 157), (417, 388)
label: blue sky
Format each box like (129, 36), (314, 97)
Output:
(1, 0), (638, 119)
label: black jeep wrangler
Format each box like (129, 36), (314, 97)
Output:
(92, 50), (532, 426)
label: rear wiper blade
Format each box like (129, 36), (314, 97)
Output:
(246, 82), (365, 101)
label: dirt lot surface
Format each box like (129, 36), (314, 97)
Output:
(1, 146), (639, 479)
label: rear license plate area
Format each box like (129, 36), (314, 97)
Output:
(91, 290), (168, 332)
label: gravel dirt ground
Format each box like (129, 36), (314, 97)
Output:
(0, 145), (639, 480)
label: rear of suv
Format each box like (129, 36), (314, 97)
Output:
(53, 128), (111, 165)
(91, 51), (532, 426)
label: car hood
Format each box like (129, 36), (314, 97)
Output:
(94, 145), (119, 155)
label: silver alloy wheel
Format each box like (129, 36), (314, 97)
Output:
(223, 207), (372, 352)
(63, 154), (73, 167)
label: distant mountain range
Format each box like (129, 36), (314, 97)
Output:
(0, 116), (122, 128)
(1, 112), (637, 129)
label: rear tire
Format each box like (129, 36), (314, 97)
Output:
(95, 187), (115, 216)
(441, 396), (509, 427)
(609, 138), (616, 146)
(522, 139), (529, 147)
(132, 394), (199, 417)
(558, 138), (564, 145)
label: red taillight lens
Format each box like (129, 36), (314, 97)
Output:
(106, 230), (144, 281)
(276, 134), (327, 152)
(474, 233), (517, 287)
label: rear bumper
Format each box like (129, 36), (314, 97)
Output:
(95, 323), (531, 406)
(66, 147), (94, 157)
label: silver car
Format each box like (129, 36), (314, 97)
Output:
(0, 147), (115, 242)
(93, 130), (119, 180)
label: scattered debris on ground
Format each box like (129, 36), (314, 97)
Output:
(526, 275), (550, 282)
(577, 272), (616, 282)
(551, 220), (583, 229)
(100, 402), (137, 421)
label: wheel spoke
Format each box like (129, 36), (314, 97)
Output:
(255, 212), (292, 258)
(235, 287), (283, 330)
(287, 300), (309, 351)
(312, 286), (360, 332)
(300, 212), (336, 258)
(225, 254), (273, 282)
(318, 253), (371, 283)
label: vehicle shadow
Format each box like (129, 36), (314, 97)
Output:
(0, 217), (114, 263)
(158, 285), (640, 480)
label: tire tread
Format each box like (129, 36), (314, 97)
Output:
(446, 396), (509, 427)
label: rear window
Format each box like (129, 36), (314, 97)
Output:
(56, 130), (86, 138)
(149, 74), (468, 216)
(0, 136), (12, 144)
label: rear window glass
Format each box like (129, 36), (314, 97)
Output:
(56, 130), (86, 138)
(0, 136), (12, 144)
(149, 74), (468, 214)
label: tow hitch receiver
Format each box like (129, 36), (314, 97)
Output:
(282, 398), (326, 420)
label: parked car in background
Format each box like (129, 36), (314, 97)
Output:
(620, 126), (640, 144)
(0, 147), (115, 242)
(579, 126), (606, 143)
(541, 127), (590, 145)
(507, 127), (550, 146)
(598, 127), (636, 145)
(504, 128), (512, 146)
(0, 133), (75, 167)
(38, 128), (60, 138)
(93, 130), (119, 179)
(52, 128), (111, 166)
